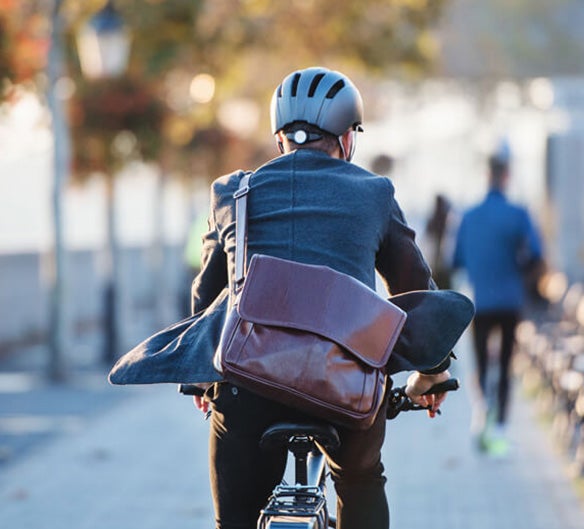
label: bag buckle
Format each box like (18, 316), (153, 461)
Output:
(233, 185), (250, 199)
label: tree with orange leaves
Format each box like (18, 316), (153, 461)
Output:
(0, 0), (51, 101)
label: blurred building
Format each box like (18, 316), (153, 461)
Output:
(544, 80), (584, 283)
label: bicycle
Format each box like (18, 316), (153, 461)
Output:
(179, 378), (459, 528)
(255, 378), (460, 529)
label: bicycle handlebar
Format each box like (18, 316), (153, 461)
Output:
(386, 377), (460, 420)
(421, 377), (460, 395)
(178, 384), (206, 397)
(179, 379), (460, 396)
(180, 378), (461, 421)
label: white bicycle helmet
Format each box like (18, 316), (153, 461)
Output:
(270, 67), (363, 160)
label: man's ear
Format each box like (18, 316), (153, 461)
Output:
(276, 131), (286, 154)
(341, 130), (355, 161)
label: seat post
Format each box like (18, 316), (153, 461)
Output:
(289, 436), (312, 485)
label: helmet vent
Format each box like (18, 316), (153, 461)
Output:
(291, 73), (301, 97)
(308, 73), (325, 97)
(326, 79), (345, 99)
(276, 84), (283, 97)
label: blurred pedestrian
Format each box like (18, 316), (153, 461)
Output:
(453, 150), (543, 457)
(370, 153), (394, 177)
(424, 193), (454, 289)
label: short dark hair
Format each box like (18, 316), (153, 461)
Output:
(488, 155), (508, 187)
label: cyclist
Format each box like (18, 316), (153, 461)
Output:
(191, 67), (452, 529)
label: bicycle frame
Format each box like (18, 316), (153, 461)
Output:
(257, 378), (460, 529)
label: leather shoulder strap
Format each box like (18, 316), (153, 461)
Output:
(233, 172), (252, 289)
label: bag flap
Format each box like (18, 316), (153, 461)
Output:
(238, 255), (407, 368)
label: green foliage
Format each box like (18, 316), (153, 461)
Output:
(0, 16), (13, 97)
(63, 0), (448, 179)
(5, 0), (450, 176)
(0, 0), (51, 100)
(67, 0), (447, 90)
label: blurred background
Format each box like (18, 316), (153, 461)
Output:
(1, 0), (584, 471)
(2, 2), (584, 527)
(2, 0), (583, 379)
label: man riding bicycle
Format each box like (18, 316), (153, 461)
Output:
(191, 67), (452, 529)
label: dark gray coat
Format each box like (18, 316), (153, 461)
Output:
(109, 149), (466, 386)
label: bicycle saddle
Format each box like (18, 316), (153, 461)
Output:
(260, 422), (341, 450)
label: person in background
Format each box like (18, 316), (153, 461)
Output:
(370, 153), (394, 177)
(425, 193), (454, 290)
(453, 148), (544, 457)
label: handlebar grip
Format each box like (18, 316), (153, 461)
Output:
(422, 378), (460, 395)
(178, 384), (205, 396)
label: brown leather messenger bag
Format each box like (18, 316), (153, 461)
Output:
(218, 174), (407, 430)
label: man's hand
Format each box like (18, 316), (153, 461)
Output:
(193, 395), (209, 414)
(405, 370), (451, 418)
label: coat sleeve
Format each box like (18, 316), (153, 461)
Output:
(375, 180), (436, 295)
(190, 196), (229, 315)
(519, 208), (543, 266)
(376, 180), (453, 375)
(190, 170), (245, 314)
(190, 215), (228, 314)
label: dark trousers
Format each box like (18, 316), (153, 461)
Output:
(206, 382), (389, 529)
(472, 311), (519, 425)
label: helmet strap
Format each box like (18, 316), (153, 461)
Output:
(347, 130), (357, 161)
(338, 137), (347, 161)
(339, 130), (357, 162)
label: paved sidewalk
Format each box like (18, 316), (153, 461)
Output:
(1, 344), (583, 529)
(0, 379), (215, 529)
(385, 368), (584, 529)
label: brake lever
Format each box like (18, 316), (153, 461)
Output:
(386, 378), (460, 420)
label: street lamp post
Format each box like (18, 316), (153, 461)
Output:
(76, 1), (131, 80)
(76, 1), (131, 364)
(46, 0), (69, 381)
